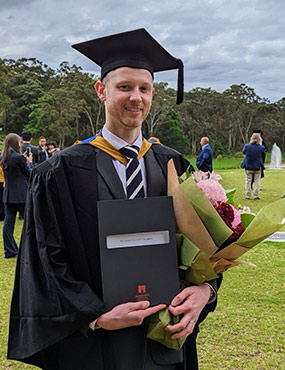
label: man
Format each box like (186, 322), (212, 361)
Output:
(8, 29), (221, 370)
(21, 130), (38, 165)
(196, 137), (213, 172)
(37, 136), (49, 163)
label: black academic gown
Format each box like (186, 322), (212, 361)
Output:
(8, 143), (220, 370)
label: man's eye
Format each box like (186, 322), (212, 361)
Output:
(119, 85), (129, 90)
(140, 86), (151, 92)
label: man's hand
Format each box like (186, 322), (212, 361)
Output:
(96, 301), (166, 330)
(164, 285), (211, 340)
(23, 152), (33, 166)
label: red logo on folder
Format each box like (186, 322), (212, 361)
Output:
(135, 284), (150, 301)
(138, 285), (146, 294)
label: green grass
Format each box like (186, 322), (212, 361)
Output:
(197, 242), (285, 369)
(0, 220), (36, 369)
(0, 168), (285, 369)
(188, 154), (285, 170)
(187, 156), (245, 170)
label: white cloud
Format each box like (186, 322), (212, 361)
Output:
(0, 0), (284, 102)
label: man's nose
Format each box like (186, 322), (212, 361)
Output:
(130, 87), (142, 102)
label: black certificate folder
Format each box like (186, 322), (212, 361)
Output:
(97, 196), (179, 310)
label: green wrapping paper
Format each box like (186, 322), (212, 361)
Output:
(177, 234), (218, 286)
(235, 199), (285, 247)
(181, 178), (232, 247)
(147, 234), (218, 349)
(184, 251), (218, 286)
(177, 234), (199, 267)
(147, 307), (185, 350)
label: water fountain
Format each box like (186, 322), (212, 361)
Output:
(270, 143), (282, 169)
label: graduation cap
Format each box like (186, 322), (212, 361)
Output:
(72, 28), (184, 104)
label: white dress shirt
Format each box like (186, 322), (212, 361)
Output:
(102, 126), (147, 196)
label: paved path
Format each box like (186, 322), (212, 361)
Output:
(265, 232), (285, 242)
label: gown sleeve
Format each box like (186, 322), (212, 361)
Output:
(8, 154), (107, 361)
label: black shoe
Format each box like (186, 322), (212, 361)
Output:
(281, 194), (285, 199)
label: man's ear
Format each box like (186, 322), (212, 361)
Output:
(94, 81), (106, 101)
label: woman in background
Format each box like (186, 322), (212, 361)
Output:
(0, 156), (5, 221)
(0, 133), (32, 258)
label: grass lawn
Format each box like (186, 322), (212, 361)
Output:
(198, 241), (285, 369)
(0, 167), (284, 369)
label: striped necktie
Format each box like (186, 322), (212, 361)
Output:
(119, 145), (145, 199)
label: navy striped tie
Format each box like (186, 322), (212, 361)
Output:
(119, 145), (145, 199)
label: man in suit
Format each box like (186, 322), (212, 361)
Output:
(8, 29), (220, 370)
(37, 136), (49, 163)
(196, 137), (213, 172)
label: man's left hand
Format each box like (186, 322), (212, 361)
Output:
(164, 284), (211, 339)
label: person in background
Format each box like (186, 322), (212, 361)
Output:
(37, 136), (49, 163)
(0, 161), (5, 221)
(252, 129), (268, 169)
(46, 141), (60, 157)
(21, 131), (39, 165)
(251, 129), (267, 190)
(241, 133), (265, 200)
(196, 137), (213, 172)
(0, 133), (32, 258)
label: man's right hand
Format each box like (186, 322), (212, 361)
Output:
(96, 301), (166, 330)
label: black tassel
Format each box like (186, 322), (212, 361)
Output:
(176, 58), (184, 105)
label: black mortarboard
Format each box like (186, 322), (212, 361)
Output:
(72, 28), (184, 104)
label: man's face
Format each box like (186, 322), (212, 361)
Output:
(96, 67), (154, 132)
(39, 138), (46, 147)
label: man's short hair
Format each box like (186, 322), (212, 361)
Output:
(201, 137), (209, 144)
(21, 131), (32, 141)
(39, 136), (46, 140)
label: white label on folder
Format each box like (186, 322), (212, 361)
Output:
(106, 230), (170, 249)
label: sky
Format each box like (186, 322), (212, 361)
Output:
(0, 0), (284, 103)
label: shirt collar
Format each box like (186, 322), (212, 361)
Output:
(102, 125), (143, 149)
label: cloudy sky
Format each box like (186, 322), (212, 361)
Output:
(1, 0), (284, 102)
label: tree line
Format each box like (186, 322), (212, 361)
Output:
(0, 57), (284, 156)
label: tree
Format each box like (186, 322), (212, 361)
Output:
(179, 88), (217, 155)
(155, 109), (189, 154)
(223, 84), (262, 146)
(143, 82), (176, 138)
(5, 73), (45, 133)
(0, 59), (12, 130)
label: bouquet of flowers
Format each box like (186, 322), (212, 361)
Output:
(147, 160), (285, 349)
